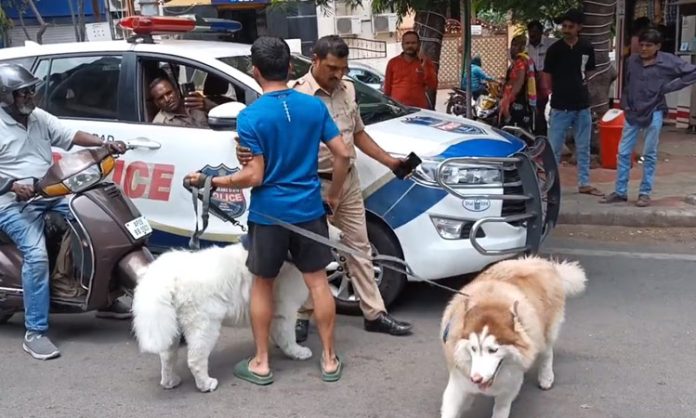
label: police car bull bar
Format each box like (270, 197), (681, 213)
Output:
(433, 126), (560, 257)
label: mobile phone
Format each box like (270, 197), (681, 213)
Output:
(181, 82), (195, 96)
(393, 152), (422, 180)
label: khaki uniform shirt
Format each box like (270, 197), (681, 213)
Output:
(152, 108), (208, 129)
(289, 71), (365, 173)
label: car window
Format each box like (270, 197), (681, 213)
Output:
(219, 54), (416, 124)
(139, 57), (250, 126)
(0, 56), (36, 71)
(35, 55), (122, 120)
(350, 68), (381, 85)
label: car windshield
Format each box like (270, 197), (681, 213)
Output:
(218, 54), (416, 125)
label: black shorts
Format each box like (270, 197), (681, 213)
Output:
(245, 216), (334, 278)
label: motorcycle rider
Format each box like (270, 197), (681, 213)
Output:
(0, 64), (128, 360)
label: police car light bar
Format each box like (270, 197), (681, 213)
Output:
(118, 15), (243, 36)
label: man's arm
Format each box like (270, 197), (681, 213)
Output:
(422, 58), (438, 91)
(542, 72), (552, 93)
(354, 129), (401, 171)
(662, 55), (696, 94)
(383, 60), (393, 97)
(72, 131), (107, 147)
(72, 131), (127, 153)
(323, 135), (351, 211)
(212, 155), (264, 189)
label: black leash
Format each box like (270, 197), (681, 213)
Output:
(187, 183), (468, 297)
(188, 176), (212, 250)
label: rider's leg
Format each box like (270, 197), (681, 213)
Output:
(0, 200), (59, 359)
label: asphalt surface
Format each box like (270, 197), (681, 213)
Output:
(1, 227), (696, 418)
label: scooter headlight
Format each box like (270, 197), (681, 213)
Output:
(62, 165), (102, 193)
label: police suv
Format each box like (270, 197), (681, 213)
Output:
(0, 16), (560, 312)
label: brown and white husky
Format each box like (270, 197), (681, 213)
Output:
(439, 255), (587, 418)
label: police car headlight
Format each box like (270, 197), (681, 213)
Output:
(63, 165), (102, 193)
(431, 216), (464, 240)
(415, 161), (501, 186)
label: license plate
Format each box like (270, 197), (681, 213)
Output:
(125, 216), (152, 240)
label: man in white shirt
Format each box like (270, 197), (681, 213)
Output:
(0, 64), (128, 360)
(527, 21), (554, 72)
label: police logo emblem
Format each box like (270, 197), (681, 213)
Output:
(199, 164), (247, 219)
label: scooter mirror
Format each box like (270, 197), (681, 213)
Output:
(0, 177), (14, 195)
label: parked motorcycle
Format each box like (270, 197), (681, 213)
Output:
(0, 146), (154, 324)
(445, 80), (502, 126)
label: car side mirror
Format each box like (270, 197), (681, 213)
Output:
(208, 102), (247, 131)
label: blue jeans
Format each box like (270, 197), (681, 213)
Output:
(548, 108), (592, 187)
(615, 111), (663, 197)
(0, 198), (70, 333)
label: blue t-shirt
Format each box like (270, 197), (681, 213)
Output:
(237, 89), (340, 225)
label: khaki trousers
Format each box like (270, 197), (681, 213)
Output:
(298, 169), (386, 321)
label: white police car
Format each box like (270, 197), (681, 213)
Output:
(0, 16), (560, 312)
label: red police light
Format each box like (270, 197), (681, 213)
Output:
(118, 16), (196, 35)
(118, 15), (242, 35)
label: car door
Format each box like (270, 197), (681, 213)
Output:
(113, 53), (257, 251)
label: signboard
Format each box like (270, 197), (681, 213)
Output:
(471, 25), (483, 36)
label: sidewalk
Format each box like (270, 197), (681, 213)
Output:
(557, 126), (696, 227)
(433, 90), (696, 227)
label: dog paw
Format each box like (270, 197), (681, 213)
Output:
(287, 345), (313, 360)
(160, 375), (182, 390)
(197, 378), (219, 393)
(538, 371), (554, 390)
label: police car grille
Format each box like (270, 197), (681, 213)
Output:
(502, 169), (526, 226)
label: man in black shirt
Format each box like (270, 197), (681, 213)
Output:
(543, 8), (603, 196)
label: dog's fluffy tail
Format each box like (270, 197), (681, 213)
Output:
(553, 259), (587, 297)
(132, 262), (179, 354)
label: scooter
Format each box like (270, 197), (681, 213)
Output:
(0, 146), (154, 324)
(445, 80), (501, 125)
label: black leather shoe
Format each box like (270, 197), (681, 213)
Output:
(295, 319), (309, 343)
(364, 313), (412, 336)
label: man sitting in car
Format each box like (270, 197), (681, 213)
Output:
(149, 77), (209, 128)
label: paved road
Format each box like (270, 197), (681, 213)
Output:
(1, 229), (696, 418)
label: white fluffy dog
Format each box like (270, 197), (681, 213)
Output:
(132, 224), (342, 392)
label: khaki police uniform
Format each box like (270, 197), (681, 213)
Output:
(290, 71), (386, 321)
(152, 108), (208, 129)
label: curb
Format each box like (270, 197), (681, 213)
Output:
(558, 206), (696, 227)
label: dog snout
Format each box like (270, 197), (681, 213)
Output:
(470, 373), (484, 384)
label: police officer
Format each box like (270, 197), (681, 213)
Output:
(0, 64), (128, 360)
(238, 36), (413, 339)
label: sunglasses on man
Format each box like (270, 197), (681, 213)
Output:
(14, 86), (36, 97)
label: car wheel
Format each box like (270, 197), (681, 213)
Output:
(328, 219), (406, 316)
(0, 313), (14, 325)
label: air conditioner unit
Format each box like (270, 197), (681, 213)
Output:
(335, 16), (362, 36)
(372, 13), (397, 34)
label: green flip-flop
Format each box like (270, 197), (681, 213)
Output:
(320, 355), (343, 383)
(233, 358), (274, 386)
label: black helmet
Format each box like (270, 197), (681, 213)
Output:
(0, 63), (40, 107)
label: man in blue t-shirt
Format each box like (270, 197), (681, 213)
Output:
(184, 37), (350, 385)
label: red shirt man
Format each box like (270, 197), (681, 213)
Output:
(384, 31), (438, 109)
